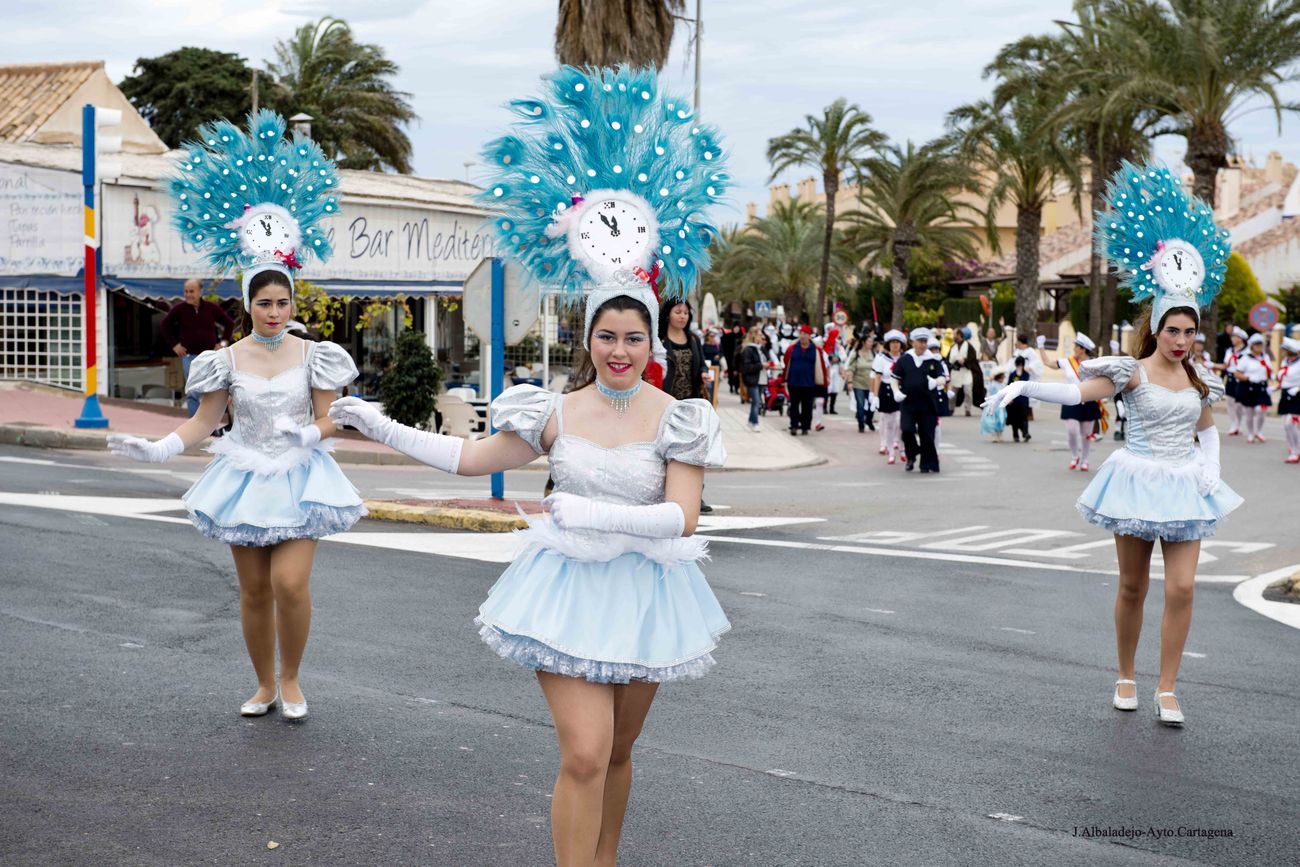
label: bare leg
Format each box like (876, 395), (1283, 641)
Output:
(538, 672), (615, 867)
(230, 545), (276, 703)
(594, 681), (660, 867)
(1156, 539), (1199, 711)
(1113, 534), (1154, 701)
(268, 538), (317, 704)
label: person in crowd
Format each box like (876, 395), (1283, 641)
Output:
(947, 327), (984, 416)
(783, 325), (826, 436)
(872, 330), (905, 464)
(161, 277), (235, 416)
(739, 326), (766, 431)
(891, 327), (945, 473)
(1234, 333), (1274, 443)
(845, 335), (876, 433)
(1053, 333), (1105, 471)
(1005, 356), (1033, 442)
(981, 371), (1007, 441)
(1216, 326), (1248, 435)
(659, 299), (714, 513)
(1278, 337), (1300, 463)
(721, 325), (740, 395)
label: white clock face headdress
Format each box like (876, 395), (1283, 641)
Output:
(169, 111), (341, 309)
(479, 65), (729, 350)
(1096, 161), (1229, 327)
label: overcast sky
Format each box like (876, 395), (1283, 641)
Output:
(13, 0), (1300, 226)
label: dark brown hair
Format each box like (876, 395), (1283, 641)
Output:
(241, 270), (293, 335)
(1133, 303), (1209, 400)
(570, 295), (654, 390)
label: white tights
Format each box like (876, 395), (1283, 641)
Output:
(878, 411), (901, 458)
(1227, 398), (1242, 433)
(1064, 420), (1092, 463)
(1285, 416), (1300, 455)
(1247, 406), (1267, 439)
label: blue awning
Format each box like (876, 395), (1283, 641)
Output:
(2, 273), (464, 300)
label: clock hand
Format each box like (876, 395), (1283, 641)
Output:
(599, 213), (614, 232)
(609, 216), (620, 237)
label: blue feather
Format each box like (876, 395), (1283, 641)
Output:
(479, 65), (729, 302)
(1095, 160), (1230, 307)
(169, 111), (340, 275)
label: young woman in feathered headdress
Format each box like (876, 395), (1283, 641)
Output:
(328, 66), (730, 864)
(107, 112), (362, 722)
(985, 162), (1243, 727)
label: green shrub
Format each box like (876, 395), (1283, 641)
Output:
(378, 328), (443, 429)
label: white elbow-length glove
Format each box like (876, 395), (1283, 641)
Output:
(1196, 426), (1221, 497)
(983, 380), (1081, 415)
(544, 492), (685, 538)
(273, 416), (322, 448)
(106, 432), (184, 464)
(328, 396), (463, 474)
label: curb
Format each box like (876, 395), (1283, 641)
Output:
(362, 499), (526, 532)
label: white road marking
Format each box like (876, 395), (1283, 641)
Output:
(863, 607), (895, 614)
(695, 515), (824, 532)
(924, 528), (1084, 552)
(989, 813), (1025, 823)
(739, 591), (767, 598)
(821, 525), (989, 545)
(1233, 564), (1300, 631)
(328, 531), (520, 563)
(1183, 652), (1206, 659)
(767, 769), (796, 778)
(999, 627), (1036, 635)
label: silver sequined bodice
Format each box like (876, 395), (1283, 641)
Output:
(1123, 380), (1202, 464)
(549, 436), (666, 506)
(228, 366), (313, 458)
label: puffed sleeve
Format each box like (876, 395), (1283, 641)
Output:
(1079, 356), (1139, 396)
(184, 349), (231, 394)
(1195, 363), (1225, 407)
(658, 399), (727, 468)
(308, 341), (359, 390)
(490, 384), (559, 454)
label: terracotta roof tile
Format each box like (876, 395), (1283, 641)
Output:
(0, 61), (101, 144)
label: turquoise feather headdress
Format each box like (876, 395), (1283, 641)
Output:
(169, 110), (341, 308)
(478, 65), (729, 306)
(1095, 161), (1230, 324)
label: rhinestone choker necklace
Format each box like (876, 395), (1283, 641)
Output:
(251, 329), (286, 352)
(596, 379), (641, 418)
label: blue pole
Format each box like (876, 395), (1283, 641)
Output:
(75, 104), (109, 429)
(489, 257), (505, 499)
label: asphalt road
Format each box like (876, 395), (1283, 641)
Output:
(1, 409), (1297, 866)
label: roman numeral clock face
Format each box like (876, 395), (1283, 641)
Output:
(1153, 239), (1205, 295)
(570, 192), (654, 278)
(241, 211), (293, 257)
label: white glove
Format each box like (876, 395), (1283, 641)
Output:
(328, 396), (462, 473)
(106, 432), (183, 463)
(982, 381), (1027, 415)
(927, 376), (946, 390)
(1036, 335), (1047, 349)
(1196, 426), (1221, 496)
(274, 415), (322, 448)
(867, 392), (879, 412)
(544, 491), (685, 538)
(891, 383), (906, 402)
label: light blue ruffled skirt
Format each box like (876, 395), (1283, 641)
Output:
(476, 532), (731, 684)
(1075, 448), (1242, 542)
(183, 442), (366, 547)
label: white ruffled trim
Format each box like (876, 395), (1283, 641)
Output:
(205, 436), (338, 476)
(513, 513), (708, 567)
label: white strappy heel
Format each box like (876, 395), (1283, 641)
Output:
(1112, 679), (1138, 711)
(1153, 690), (1185, 726)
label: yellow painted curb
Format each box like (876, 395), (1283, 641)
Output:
(361, 499), (526, 532)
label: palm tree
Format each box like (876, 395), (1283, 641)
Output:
(555, 0), (685, 68)
(719, 199), (848, 322)
(268, 16), (417, 173)
(949, 93), (1082, 339)
(767, 99), (885, 328)
(989, 0), (1158, 346)
(841, 139), (983, 330)
(1092, 0), (1300, 350)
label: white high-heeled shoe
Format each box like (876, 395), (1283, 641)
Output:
(1112, 679), (1138, 711)
(1154, 691), (1185, 726)
(240, 692), (279, 717)
(281, 697), (308, 721)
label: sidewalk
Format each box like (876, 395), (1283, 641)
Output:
(0, 380), (823, 472)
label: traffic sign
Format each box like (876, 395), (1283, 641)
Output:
(755, 300), (772, 317)
(463, 257), (536, 344)
(1249, 301), (1279, 333)
(833, 309), (848, 326)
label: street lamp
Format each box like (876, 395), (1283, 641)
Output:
(74, 104), (122, 429)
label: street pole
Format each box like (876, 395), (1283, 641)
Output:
(251, 68), (259, 114)
(489, 257), (505, 500)
(75, 104), (108, 429)
(693, 0), (702, 115)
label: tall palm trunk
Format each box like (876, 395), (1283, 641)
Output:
(1087, 146), (1104, 340)
(890, 222), (916, 330)
(1186, 119), (1228, 357)
(1014, 205), (1042, 338)
(818, 169), (839, 327)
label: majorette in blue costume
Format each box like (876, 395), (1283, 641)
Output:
(985, 161), (1243, 726)
(106, 112), (364, 720)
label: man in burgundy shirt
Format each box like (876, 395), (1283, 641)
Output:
(161, 279), (234, 415)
